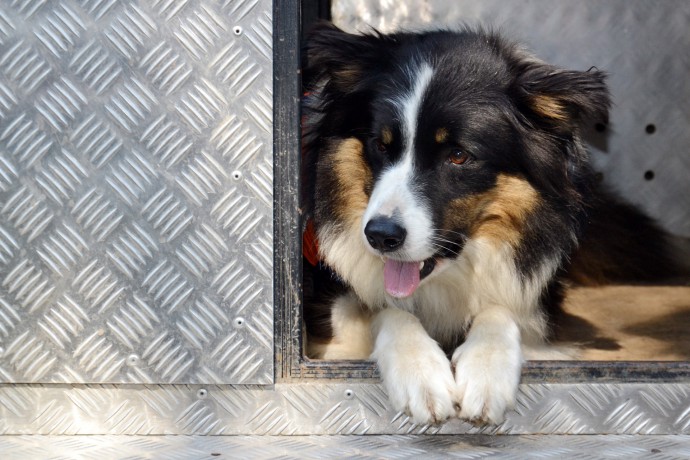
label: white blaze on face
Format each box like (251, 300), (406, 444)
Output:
(362, 63), (436, 297)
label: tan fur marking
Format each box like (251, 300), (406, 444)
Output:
(435, 127), (449, 144)
(331, 138), (373, 227)
(447, 174), (540, 247)
(531, 95), (567, 121)
(381, 126), (393, 145)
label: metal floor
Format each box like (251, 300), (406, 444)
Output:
(2, 435), (690, 459)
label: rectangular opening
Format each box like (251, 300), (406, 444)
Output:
(276, 1), (690, 383)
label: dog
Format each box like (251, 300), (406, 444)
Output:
(301, 23), (685, 425)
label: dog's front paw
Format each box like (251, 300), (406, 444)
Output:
(451, 340), (522, 424)
(375, 337), (458, 425)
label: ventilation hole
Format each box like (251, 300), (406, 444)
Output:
(645, 124), (656, 134)
(644, 170), (655, 181)
(594, 123), (607, 133)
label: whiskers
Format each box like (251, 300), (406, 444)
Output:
(429, 229), (467, 257)
(432, 228), (468, 239)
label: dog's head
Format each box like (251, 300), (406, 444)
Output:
(304, 23), (609, 298)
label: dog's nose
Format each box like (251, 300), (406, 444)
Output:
(364, 217), (407, 252)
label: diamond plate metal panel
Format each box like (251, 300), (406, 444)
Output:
(2, 383), (690, 435)
(0, 0), (273, 384)
(333, 0), (690, 238)
(3, 434), (690, 460)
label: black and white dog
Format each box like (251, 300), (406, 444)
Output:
(301, 23), (683, 425)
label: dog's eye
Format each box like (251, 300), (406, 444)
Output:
(375, 138), (388, 153)
(449, 149), (471, 166)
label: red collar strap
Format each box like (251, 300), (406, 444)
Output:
(303, 218), (320, 266)
(301, 92), (321, 267)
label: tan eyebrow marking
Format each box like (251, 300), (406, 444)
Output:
(381, 126), (393, 145)
(435, 127), (449, 143)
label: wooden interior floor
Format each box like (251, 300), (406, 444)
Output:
(306, 283), (690, 362)
(554, 284), (690, 360)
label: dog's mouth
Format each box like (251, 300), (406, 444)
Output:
(383, 257), (439, 298)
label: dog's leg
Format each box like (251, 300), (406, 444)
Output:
(451, 307), (522, 424)
(307, 292), (373, 359)
(371, 308), (459, 425)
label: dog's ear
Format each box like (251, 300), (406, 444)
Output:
(516, 63), (610, 130)
(304, 22), (389, 92)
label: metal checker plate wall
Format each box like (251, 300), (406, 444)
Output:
(3, 383), (690, 435)
(333, 0), (690, 238)
(0, 0), (273, 384)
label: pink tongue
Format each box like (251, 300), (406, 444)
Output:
(383, 259), (420, 298)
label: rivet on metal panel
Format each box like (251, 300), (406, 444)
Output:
(233, 26), (243, 36)
(197, 388), (208, 399)
(126, 355), (139, 366)
(344, 389), (354, 400)
(232, 170), (242, 180)
(233, 317), (246, 328)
